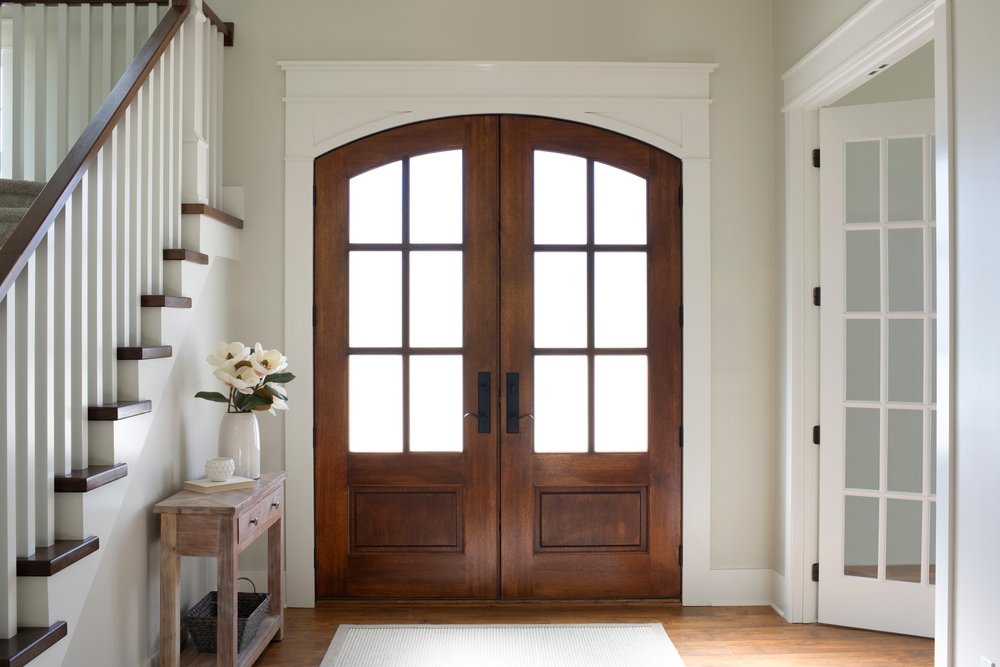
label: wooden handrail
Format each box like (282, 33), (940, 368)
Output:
(0, 3), (190, 300)
(202, 2), (235, 46)
(2, 2), (169, 6)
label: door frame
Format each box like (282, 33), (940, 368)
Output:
(280, 61), (717, 607)
(780, 0), (953, 659)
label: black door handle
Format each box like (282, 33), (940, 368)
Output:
(506, 372), (520, 434)
(463, 372), (491, 434)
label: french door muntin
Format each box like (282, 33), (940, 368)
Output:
(315, 115), (681, 599)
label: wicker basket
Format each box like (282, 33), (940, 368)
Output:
(183, 591), (270, 653)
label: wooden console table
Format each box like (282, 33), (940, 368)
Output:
(155, 471), (286, 667)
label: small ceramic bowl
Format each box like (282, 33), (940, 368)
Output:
(205, 457), (235, 482)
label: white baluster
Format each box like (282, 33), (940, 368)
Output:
(1, 291), (18, 638)
(50, 4), (68, 177)
(215, 29), (224, 208)
(1, 6), (25, 179)
(205, 23), (215, 207)
(52, 207), (71, 477)
(128, 96), (142, 343)
(125, 3), (136, 62)
(69, 184), (89, 471)
(14, 257), (36, 557)
(99, 3), (113, 115)
(88, 148), (105, 407)
(74, 5), (93, 143)
(165, 39), (178, 249)
(103, 129), (119, 403)
(116, 110), (132, 347)
(182, 6), (208, 204)
(27, 5), (46, 181)
(151, 60), (165, 294)
(34, 229), (56, 548)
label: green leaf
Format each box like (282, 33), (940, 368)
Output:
(264, 372), (295, 385)
(195, 391), (229, 403)
(262, 385), (287, 401)
(235, 393), (271, 411)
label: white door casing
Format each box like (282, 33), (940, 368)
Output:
(818, 98), (935, 637)
(280, 61), (716, 607)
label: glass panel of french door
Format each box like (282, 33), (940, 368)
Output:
(314, 116), (499, 598)
(819, 99), (935, 637)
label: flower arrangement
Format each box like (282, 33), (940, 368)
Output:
(195, 342), (295, 414)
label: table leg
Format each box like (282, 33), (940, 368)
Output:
(159, 514), (180, 667)
(217, 518), (238, 665)
(267, 516), (284, 641)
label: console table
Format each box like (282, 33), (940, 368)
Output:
(155, 471), (286, 667)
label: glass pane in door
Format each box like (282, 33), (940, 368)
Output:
(409, 356), (463, 452)
(594, 356), (647, 452)
(534, 356), (588, 453)
(410, 251), (463, 348)
(410, 150), (463, 243)
(594, 162), (646, 244)
(350, 161), (402, 243)
(350, 355), (403, 452)
(534, 151), (586, 244)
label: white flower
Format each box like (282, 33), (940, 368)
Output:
(207, 341), (251, 368)
(214, 364), (259, 394)
(249, 343), (288, 378)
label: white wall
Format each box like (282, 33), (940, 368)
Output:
(950, 0), (1000, 663)
(212, 0), (779, 585)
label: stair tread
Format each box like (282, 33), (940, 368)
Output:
(0, 621), (68, 667)
(88, 400), (152, 421)
(54, 464), (128, 493)
(140, 294), (192, 308)
(163, 248), (209, 264)
(17, 537), (99, 577)
(181, 203), (244, 229)
(0, 178), (45, 197)
(117, 345), (173, 360)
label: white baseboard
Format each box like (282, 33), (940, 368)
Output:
(770, 570), (787, 618)
(709, 568), (774, 606)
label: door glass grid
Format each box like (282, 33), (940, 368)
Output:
(842, 136), (936, 584)
(532, 152), (649, 454)
(348, 151), (465, 453)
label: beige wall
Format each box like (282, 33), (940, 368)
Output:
(213, 0), (779, 577)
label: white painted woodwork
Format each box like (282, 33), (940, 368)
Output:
(280, 60), (717, 607)
(0, 1), (230, 642)
(818, 99), (935, 638)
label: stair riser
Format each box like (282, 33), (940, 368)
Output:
(54, 484), (125, 544)
(163, 258), (209, 300)
(17, 562), (97, 629)
(182, 212), (241, 259)
(86, 415), (153, 468)
(140, 304), (194, 348)
(117, 358), (173, 404)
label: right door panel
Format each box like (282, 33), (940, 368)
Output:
(499, 116), (683, 598)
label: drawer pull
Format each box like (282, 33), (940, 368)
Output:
(249, 517), (259, 527)
(271, 501), (280, 510)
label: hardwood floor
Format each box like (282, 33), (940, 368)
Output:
(253, 601), (933, 666)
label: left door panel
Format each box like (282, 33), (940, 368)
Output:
(314, 117), (500, 597)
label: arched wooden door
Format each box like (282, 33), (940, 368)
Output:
(314, 115), (682, 599)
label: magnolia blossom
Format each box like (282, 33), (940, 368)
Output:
(249, 343), (288, 378)
(214, 364), (259, 394)
(267, 383), (288, 412)
(207, 341), (251, 368)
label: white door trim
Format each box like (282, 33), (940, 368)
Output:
(279, 60), (717, 607)
(780, 0), (953, 660)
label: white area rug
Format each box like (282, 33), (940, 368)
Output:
(321, 623), (685, 667)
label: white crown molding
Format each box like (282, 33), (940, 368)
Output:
(281, 60), (716, 607)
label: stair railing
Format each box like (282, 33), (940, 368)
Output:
(0, 0), (229, 639)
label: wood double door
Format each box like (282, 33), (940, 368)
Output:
(314, 116), (682, 599)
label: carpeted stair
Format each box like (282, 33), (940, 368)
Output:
(0, 178), (45, 247)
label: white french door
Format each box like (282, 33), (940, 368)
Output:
(818, 98), (936, 637)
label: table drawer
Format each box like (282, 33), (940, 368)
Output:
(238, 485), (284, 546)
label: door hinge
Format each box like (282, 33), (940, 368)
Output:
(812, 148), (821, 168)
(812, 425), (820, 445)
(679, 425), (684, 448)
(679, 305), (684, 328)
(812, 287), (821, 307)
(313, 184), (317, 207)
(678, 186), (684, 208)
(313, 305), (317, 327)
(313, 425), (317, 448)
(314, 548), (318, 568)
(679, 544), (683, 567)
(811, 562), (819, 582)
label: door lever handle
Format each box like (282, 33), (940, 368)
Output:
(506, 372), (527, 434)
(463, 372), (491, 433)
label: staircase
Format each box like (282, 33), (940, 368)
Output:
(0, 1), (237, 664)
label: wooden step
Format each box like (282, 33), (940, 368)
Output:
(0, 621), (67, 667)
(163, 248), (208, 265)
(54, 464), (128, 493)
(88, 400), (152, 421)
(140, 294), (191, 308)
(117, 345), (172, 360)
(181, 203), (244, 229)
(16, 537), (99, 577)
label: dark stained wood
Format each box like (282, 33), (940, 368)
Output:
(252, 602), (934, 667)
(4, 1), (166, 5)
(16, 537), (99, 577)
(88, 400), (152, 421)
(53, 463), (128, 492)
(0, 622), (68, 667)
(498, 116), (682, 598)
(140, 294), (191, 308)
(0, 4), (188, 300)
(180, 203), (244, 228)
(352, 487), (462, 551)
(201, 2), (235, 46)
(314, 116), (500, 598)
(117, 345), (172, 360)
(163, 248), (209, 264)
(537, 487), (646, 551)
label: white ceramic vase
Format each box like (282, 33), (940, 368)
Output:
(218, 412), (260, 479)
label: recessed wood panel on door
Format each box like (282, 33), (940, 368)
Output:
(314, 115), (681, 599)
